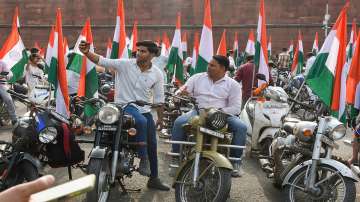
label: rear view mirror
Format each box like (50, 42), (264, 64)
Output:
(0, 72), (9, 76)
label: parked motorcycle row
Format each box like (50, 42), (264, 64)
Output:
(0, 68), (358, 202)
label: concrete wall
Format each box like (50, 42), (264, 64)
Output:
(0, 0), (359, 56)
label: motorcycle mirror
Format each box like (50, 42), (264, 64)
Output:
(256, 73), (266, 81)
(0, 72), (9, 76)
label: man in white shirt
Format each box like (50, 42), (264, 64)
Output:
(0, 61), (17, 125)
(171, 55), (247, 177)
(79, 40), (169, 191)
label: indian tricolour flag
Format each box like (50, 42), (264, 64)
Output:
(195, 0), (213, 73)
(167, 13), (184, 84)
(306, 3), (348, 121)
(245, 29), (255, 56)
(68, 18), (99, 117)
(216, 29), (227, 56)
(288, 40), (294, 62)
(129, 20), (138, 57)
(63, 37), (70, 66)
(48, 9), (70, 118)
(233, 32), (239, 67)
(291, 31), (304, 76)
(312, 32), (319, 55)
(45, 26), (55, 74)
(267, 35), (272, 58)
(255, 0), (270, 85)
(347, 31), (360, 111)
(346, 19), (357, 61)
(106, 38), (112, 58)
(190, 31), (199, 76)
(0, 7), (27, 83)
(161, 32), (171, 57)
(181, 32), (187, 59)
(110, 0), (128, 59)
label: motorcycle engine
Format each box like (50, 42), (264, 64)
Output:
(118, 151), (134, 175)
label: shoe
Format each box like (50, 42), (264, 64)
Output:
(169, 156), (179, 177)
(147, 177), (170, 191)
(231, 162), (243, 177)
(138, 158), (151, 177)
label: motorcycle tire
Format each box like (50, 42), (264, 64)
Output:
(175, 158), (231, 202)
(284, 164), (356, 202)
(5, 160), (39, 189)
(86, 158), (110, 202)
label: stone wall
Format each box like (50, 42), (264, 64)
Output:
(0, 0), (358, 56)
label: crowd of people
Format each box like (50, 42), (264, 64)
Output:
(0, 39), (359, 199)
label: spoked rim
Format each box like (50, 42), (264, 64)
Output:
(288, 165), (347, 202)
(97, 168), (109, 202)
(179, 159), (222, 202)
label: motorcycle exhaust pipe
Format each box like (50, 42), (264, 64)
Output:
(259, 158), (273, 173)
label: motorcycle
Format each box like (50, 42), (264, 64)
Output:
(159, 91), (193, 138)
(279, 113), (358, 201)
(10, 92), (85, 180)
(166, 95), (242, 202)
(86, 100), (156, 201)
(240, 74), (290, 169)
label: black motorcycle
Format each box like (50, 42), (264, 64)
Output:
(86, 100), (159, 201)
(8, 92), (85, 181)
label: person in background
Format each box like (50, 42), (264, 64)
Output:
(277, 48), (291, 70)
(235, 55), (256, 109)
(24, 48), (45, 93)
(152, 45), (168, 83)
(0, 61), (17, 125)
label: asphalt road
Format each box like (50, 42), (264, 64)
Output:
(0, 101), (359, 201)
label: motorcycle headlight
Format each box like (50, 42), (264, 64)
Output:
(206, 108), (227, 130)
(98, 104), (119, 124)
(326, 118), (346, 140)
(39, 127), (57, 143)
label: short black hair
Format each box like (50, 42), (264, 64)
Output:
(136, 40), (159, 55)
(30, 48), (39, 54)
(282, 48), (288, 52)
(213, 55), (229, 70)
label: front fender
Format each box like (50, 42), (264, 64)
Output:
(172, 151), (233, 187)
(89, 146), (106, 159)
(282, 159), (359, 187)
(19, 153), (41, 172)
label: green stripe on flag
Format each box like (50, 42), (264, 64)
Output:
(110, 42), (119, 59)
(195, 56), (208, 73)
(8, 50), (28, 83)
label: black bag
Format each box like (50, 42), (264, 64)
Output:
(45, 125), (84, 168)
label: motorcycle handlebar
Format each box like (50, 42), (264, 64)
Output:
(287, 97), (315, 110)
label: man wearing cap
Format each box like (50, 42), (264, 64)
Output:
(171, 55), (247, 177)
(79, 40), (170, 190)
(0, 61), (17, 125)
(235, 55), (256, 108)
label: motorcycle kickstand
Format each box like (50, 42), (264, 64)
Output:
(67, 166), (72, 180)
(117, 177), (141, 195)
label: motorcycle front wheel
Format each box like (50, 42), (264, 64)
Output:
(86, 158), (110, 202)
(285, 164), (356, 202)
(175, 158), (231, 202)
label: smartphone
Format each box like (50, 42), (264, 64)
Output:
(30, 174), (95, 202)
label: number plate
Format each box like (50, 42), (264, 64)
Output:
(97, 125), (117, 131)
(321, 135), (339, 149)
(199, 127), (224, 139)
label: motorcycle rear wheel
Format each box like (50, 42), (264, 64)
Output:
(175, 158), (231, 202)
(86, 158), (110, 202)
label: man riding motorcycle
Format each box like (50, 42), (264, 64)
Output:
(0, 60), (17, 125)
(170, 55), (247, 177)
(79, 40), (170, 191)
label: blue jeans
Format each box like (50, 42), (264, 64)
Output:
(124, 106), (158, 178)
(171, 110), (247, 161)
